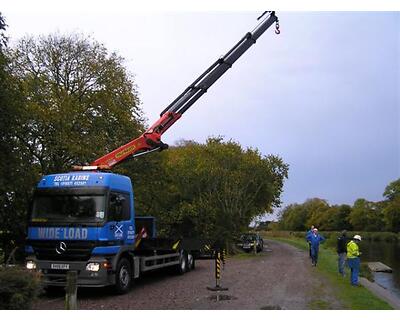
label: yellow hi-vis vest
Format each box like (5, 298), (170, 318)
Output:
(347, 240), (360, 258)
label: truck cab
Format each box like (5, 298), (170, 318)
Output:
(25, 172), (138, 291)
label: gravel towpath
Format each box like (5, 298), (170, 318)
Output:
(34, 239), (343, 310)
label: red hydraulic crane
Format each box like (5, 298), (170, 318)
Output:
(74, 11), (280, 171)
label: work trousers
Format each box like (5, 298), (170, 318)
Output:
(338, 252), (346, 275)
(347, 257), (360, 285)
(311, 247), (319, 266)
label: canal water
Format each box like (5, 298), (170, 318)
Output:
(359, 240), (400, 299)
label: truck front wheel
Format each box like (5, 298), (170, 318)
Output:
(115, 258), (132, 294)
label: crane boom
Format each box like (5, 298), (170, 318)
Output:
(80, 11), (279, 171)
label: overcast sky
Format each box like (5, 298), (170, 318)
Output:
(1, 4), (399, 219)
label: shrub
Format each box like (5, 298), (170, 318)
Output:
(0, 267), (42, 309)
(323, 235), (337, 250)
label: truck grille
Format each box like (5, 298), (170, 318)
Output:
(28, 240), (97, 261)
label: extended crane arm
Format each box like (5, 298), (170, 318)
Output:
(77, 11), (279, 171)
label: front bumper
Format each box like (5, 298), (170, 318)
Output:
(27, 257), (115, 287)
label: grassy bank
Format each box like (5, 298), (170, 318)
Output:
(262, 233), (393, 310)
(264, 230), (399, 242)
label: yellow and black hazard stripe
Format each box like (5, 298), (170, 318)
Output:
(215, 251), (221, 280)
(221, 249), (226, 268)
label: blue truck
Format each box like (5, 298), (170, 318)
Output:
(25, 172), (198, 293)
(25, 12), (280, 293)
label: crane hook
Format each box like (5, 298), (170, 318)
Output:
(275, 20), (280, 35)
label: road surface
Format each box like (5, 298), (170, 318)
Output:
(34, 239), (343, 309)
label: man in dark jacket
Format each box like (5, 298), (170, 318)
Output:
(337, 230), (348, 276)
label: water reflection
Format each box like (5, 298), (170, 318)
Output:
(359, 241), (400, 298)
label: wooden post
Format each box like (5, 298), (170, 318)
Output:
(65, 271), (78, 310)
(254, 240), (257, 255)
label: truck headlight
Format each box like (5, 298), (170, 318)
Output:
(86, 262), (100, 272)
(26, 260), (37, 270)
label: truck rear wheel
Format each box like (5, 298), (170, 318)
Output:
(187, 252), (195, 271)
(175, 250), (187, 275)
(115, 258), (132, 294)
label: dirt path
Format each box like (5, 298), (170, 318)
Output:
(34, 239), (343, 310)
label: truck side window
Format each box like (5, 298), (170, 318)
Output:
(108, 192), (130, 221)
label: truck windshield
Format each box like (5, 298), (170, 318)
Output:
(31, 194), (106, 223)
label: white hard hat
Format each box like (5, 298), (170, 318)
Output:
(353, 235), (362, 241)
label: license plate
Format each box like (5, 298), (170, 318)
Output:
(243, 245), (250, 248)
(51, 263), (70, 270)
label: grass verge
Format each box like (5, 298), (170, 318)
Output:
(266, 236), (393, 310)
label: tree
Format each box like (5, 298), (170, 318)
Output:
(7, 33), (144, 174)
(0, 13), (35, 261)
(348, 198), (384, 231)
(278, 203), (308, 231)
(320, 204), (351, 231)
(383, 178), (400, 201)
(382, 178), (400, 232)
(277, 199), (353, 231)
(1, 32), (147, 260)
(150, 138), (289, 243)
(382, 197), (400, 232)
(0, 12), (6, 49)
(304, 198), (330, 228)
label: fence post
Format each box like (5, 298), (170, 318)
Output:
(65, 271), (78, 310)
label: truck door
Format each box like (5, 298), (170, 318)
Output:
(107, 191), (133, 245)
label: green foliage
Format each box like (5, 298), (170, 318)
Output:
(278, 199), (352, 232)
(145, 138), (288, 243)
(0, 12), (7, 49)
(278, 203), (308, 231)
(1, 32), (145, 258)
(7, 33), (144, 173)
(0, 267), (42, 309)
(380, 178), (400, 232)
(303, 198), (330, 227)
(0, 13), (35, 260)
(348, 199), (384, 231)
(383, 178), (400, 201)
(276, 176), (400, 233)
(307, 299), (331, 310)
(322, 205), (352, 231)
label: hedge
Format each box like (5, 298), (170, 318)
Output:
(0, 267), (42, 309)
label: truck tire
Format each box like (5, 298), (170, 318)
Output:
(175, 250), (187, 275)
(115, 258), (132, 294)
(187, 252), (195, 271)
